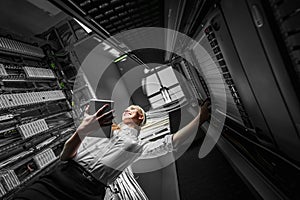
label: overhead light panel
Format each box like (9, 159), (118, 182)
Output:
(109, 48), (121, 58)
(102, 42), (111, 51)
(114, 54), (128, 63)
(74, 18), (92, 33)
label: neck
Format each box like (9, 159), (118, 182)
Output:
(125, 122), (140, 129)
(119, 122), (140, 138)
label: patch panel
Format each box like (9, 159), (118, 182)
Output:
(0, 170), (20, 192)
(0, 63), (8, 76)
(33, 148), (57, 169)
(17, 119), (48, 139)
(0, 37), (44, 58)
(23, 67), (55, 79)
(0, 182), (6, 197)
(0, 90), (66, 109)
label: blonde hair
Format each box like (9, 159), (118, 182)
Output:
(131, 105), (146, 126)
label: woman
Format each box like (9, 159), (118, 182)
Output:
(15, 101), (210, 200)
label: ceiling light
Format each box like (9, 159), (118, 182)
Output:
(102, 42), (111, 51)
(114, 54), (128, 63)
(73, 18), (92, 33)
(109, 49), (121, 58)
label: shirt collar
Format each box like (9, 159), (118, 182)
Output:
(119, 123), (140, 138)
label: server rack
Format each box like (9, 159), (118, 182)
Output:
(0, 14), (99, 198)
(0, 32), (76, 198)
(172, 0), (300, 199)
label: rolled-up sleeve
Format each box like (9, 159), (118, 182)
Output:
(139, 134), (175, 160)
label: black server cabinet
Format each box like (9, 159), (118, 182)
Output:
(0, 34), (75, 199)
(177, 0), (300, 198)
(221, 0), (300, 162)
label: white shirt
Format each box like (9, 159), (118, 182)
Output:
(73, 124), (174, 185)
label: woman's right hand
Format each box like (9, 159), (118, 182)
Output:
(199, 98), (211, 124)
(76, 104), (115, 136)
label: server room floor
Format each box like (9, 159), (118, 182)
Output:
(175, 140), (256, 200)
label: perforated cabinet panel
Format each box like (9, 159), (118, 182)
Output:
(221, 0), (300, 162)
(190, 11), (256, 130)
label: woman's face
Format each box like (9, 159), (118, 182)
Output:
(122, 106), (143, 125)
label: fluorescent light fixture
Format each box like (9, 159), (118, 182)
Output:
(109, 48), (121, 58)
(114, 54), (128, 63)
(102, 42), (111, 51)
(74, 18), (92, 33)
(93, 36), (102, 43)
(144, 68), (150, 74)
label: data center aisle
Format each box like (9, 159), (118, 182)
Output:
(176, 139), (256, 200)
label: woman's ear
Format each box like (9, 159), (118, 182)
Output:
(138, 115), (144, 120)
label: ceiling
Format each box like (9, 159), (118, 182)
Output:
(71, 0), (164, 36)
(0, 0), (212, 64)
(48, 0), (212, 64)
(0, 0), (67, 38)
